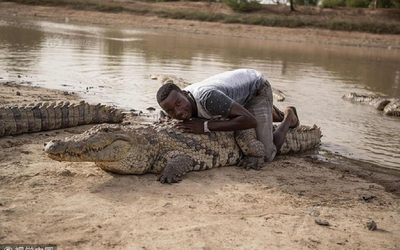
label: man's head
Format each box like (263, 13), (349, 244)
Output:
(156, 82), (195, 120)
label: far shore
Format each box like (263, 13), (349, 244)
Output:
(1, 1), (400, 49)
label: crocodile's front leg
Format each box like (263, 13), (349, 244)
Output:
(158, 154), (193, 184)
(235, 129), (266, 170)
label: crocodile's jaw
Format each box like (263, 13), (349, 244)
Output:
(44, 124), (158, 174)
(45, 139), (131, 162)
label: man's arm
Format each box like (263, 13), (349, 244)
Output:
(208, 103), (257, 131)
(175, 103), (257, 133)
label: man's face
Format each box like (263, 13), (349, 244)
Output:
(159, 89), (193, 120)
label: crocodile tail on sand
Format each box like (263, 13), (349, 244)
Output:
(279, 124), (322, 154)
(0, 101), (124, 137)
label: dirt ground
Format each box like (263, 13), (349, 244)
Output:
(0, 82), (400, 249)
(1, 2), (400, 250)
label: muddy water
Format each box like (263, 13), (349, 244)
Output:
(0, 17), (399, 170)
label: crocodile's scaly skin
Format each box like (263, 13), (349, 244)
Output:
(0, 101), (124, 137)
(383, 99), (400, 116)
(342, 92), (400, 116)
(44, 120), (322, 183)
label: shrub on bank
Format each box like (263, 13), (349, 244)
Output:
(378, 0), (400, 7)
(321, 0), (346, 7)
(345, 0), (369, 7)
(377, 0), (393, 7)
(223, 0), (262, 12)
(294, 0), (319, 6)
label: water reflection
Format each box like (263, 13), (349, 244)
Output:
(0, 23), (43, 74)
(101, 30), (126, 57)
(138, 31), (400, 98)
(0, 16), (399, 170)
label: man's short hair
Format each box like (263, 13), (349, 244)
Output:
(156, 82), (182, 104)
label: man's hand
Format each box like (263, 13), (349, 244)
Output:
(175, 117), (207, 134)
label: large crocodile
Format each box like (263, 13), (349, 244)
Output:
(0, 101), (124, 137)
(44, 120), (322, 183)
(342, 92), (400, 116)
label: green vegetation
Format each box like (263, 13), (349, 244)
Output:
(321, 0), (370, 7)
(345, 0), (370, 7)
(294, 0), (319, 6)
(3, 0), (400, 34)
(321, 0), (346, 7)
(223, 0), (262, 12)
(378, 0), (400, 7)
(321, 0), (400, 7)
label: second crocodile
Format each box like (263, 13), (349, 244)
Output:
(342, 92), (400, 116)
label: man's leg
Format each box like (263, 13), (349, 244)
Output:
(244, 81), (277, 162)
(245, 81), (299, 160)
(273, 107), (299, 154)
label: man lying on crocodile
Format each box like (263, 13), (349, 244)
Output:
(43, 70), (320, 184)
(157, 68), (300, 164)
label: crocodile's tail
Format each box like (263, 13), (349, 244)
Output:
(342, 92), (391, 110)
(150, 74), (191, 89)
(279, 124), (322, 154)
(383, 99), (400, 116)
(272, 88), (286, 102)
(0, 101), (124, 137)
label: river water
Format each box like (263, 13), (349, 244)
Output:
(0, 16), (399, 170)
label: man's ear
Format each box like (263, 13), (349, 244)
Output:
(182, 91), (191, 100)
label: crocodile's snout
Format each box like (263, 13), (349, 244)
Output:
(44, 139), (65, 154)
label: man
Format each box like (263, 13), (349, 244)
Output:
(156, 69), (299, 163)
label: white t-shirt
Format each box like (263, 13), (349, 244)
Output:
(184, 69), (266, 119)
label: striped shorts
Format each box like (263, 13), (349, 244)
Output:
(243, 80), (277, 162)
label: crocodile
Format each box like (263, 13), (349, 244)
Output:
(44, 120), (322, 183)
(342, 92), (400, 116)
(150, 74), (287, 101)
(0, 101), (124, 137)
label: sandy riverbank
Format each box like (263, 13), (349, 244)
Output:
(1, 80), (400, 249)
(0, 2), (400, 249)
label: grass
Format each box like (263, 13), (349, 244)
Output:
(4, 0), (400, 34)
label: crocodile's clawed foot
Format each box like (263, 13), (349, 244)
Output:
(158, 155), (191, 184)
(158, 172), (182, 184)
(237, 156), (264, 170)
(158, 164), (186, 184)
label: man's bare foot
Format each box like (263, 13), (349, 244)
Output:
(284, 106), (300, 128)
(273, 105), (284, 122)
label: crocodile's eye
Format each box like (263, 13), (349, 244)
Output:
(102, 128), (109, 132)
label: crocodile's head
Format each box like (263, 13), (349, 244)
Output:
(44, 124), (157, 174)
